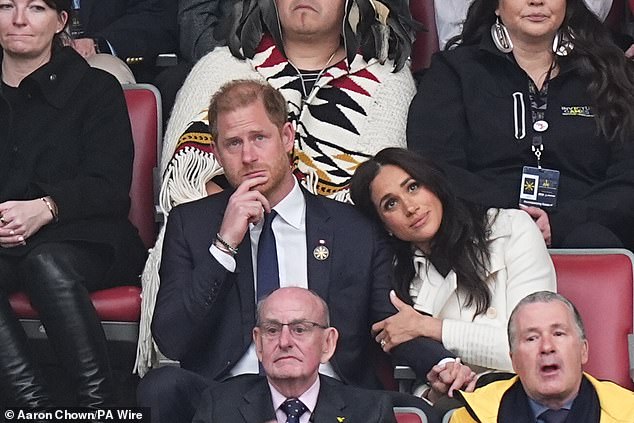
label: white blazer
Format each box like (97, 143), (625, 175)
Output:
(409, 209), (557, 372)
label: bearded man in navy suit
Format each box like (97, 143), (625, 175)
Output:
(137, 80), (452, 423)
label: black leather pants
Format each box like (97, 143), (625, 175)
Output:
(0, 242), (113, 407)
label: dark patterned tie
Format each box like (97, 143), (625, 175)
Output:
(539, 409), (569, 423)
(281, 398), (307, 423)
(256, 210), (279, 300)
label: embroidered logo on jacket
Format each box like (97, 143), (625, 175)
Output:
(560, 106), (594, 117)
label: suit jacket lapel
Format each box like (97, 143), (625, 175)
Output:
(240, 379), (277, 423)
(304, 192), (333, 301)
(312, 377), (347, 423)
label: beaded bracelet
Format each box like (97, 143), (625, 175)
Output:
(215, 233), (238, 256)
(41, 197), (58, 223)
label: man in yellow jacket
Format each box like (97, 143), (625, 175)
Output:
(450, 291), (634, 423)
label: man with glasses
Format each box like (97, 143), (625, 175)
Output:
(193, 287), (397, 422)
(138, 79), (451, 423)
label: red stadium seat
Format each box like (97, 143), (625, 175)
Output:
(409, 0), (440, 73)
(550, 249), (634, 390)
(391, 249), (634, 393)
(395, 406), (428, 423)
(8, 83), (162, 343)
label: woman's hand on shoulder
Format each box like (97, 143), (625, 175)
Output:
(0, 199), (55, 248)
(372, 291), (442, 352)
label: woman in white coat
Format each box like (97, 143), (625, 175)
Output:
(350, 148), (557, 399)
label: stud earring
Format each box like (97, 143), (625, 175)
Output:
(491, 17), (513, 53)
(553, 28), (574, 56)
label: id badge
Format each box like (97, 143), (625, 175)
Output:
(519, 166), (560, 208)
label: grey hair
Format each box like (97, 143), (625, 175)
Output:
(256, 287), (331, 327)
(507, 291), (586, 352)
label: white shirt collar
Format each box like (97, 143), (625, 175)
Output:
(273, 178), (305, 230)
(251, 178), (305, 231)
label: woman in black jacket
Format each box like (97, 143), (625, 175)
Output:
(407, 0), (634, 250)
(0, 0), (145, 407)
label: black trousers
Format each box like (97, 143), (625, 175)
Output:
(137, 366), (211, 423)
(558, 222), (625, 249)
(0, 242), (114, 407)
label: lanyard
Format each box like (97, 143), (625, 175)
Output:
(527, 63), (554, 168)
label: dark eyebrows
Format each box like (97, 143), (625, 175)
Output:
(400, 177), (415, 187)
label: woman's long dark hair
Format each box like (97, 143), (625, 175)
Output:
(448, 0), (634, 145)
(350, 148), (494, 316)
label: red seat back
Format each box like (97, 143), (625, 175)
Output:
(550, 249), (634, 390)
(394, 407), (428, 423)
(123, 84), (162, 249)
(409, 0), (440, 73)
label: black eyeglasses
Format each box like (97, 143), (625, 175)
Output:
(258, 320), (329, 339)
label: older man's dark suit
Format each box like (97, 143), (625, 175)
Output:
(192, 374), (397, 423)
(141, 188), (451, 421)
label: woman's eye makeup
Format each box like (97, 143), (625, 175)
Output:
(383, 198), (397, 210)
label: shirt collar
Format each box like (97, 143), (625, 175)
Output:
(269, 375), (321, 416)
(270, 178), (305, 230)
(528, 396), (574, 421)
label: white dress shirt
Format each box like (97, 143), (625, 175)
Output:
(210, 179), (337, 378)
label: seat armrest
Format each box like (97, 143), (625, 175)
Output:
(156, 53), (178, 67)
(627, 333), (634, 381)
(395, 365), (417, 380)
(395, 365), (417, 393)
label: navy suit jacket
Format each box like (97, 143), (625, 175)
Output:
(192, 374), (397, 423)
(152, 189), (452, 387)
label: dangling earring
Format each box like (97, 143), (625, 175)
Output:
(553, 28), (574, 56)
(491, 17), (513, 53)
